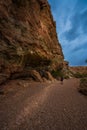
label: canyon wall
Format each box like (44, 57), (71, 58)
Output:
(0, 0), (64, 84)
(70, 66), (87, 74)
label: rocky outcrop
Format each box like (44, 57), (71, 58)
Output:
(69, 66), (87, 78)
(69, 66), (87, 74)
(0, 0), (64, 84)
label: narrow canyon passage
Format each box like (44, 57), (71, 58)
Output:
(0, 79), (87, 130)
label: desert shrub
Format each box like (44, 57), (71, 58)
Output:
(78, 78), (87, 95)
(80, 78), (87, 83)
(51, 70), (63, 79)
(64, 75), (69, 79)
(74, 72), (87, 78)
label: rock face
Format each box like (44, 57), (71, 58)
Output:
(0, 0), (64, 83)
(69, 66), (87, 75)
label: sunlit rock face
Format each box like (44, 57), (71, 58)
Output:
(0, 0), (64, 83)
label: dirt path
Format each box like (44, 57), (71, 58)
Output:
(0, 79), (87, 130)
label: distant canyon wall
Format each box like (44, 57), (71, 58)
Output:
(70, 66), (87, 74)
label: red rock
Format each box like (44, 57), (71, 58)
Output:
(0, 0), (64, 84)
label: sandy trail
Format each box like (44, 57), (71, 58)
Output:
(0, 78), (87, 130)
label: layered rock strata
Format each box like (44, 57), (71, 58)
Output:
(0, 0), (64, 84)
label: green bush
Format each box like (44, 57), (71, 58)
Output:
(51, 70), (63, 79)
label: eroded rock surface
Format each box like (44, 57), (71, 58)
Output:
(0, 0), (64, 84)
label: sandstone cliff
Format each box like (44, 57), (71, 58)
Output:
(69, 66), (87, 77)
(0, 0), (64, 84)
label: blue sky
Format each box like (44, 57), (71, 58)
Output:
(48, 0), (87, 66)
